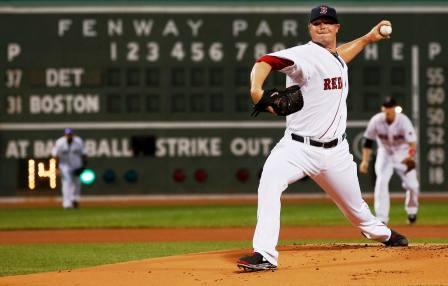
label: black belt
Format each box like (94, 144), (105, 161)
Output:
(291, 133), (346, 149)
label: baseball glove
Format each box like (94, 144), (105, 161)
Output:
(401, 157), (416, 173)
(251, 85), (304, 117)
(73, 167), (86, 176)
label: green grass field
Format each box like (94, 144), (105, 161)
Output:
(2, 201), (448, 229)
(1, 201), (447, 276)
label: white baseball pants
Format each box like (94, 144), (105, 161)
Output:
(61, 168), (81, 208)
(374, 148), (420, 224)
(253, 132), (391, 266)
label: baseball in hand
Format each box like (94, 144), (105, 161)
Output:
(379, 25), (392, 36)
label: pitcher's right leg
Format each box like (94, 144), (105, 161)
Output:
(313, 142), (393, 243)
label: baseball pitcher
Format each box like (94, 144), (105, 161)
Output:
(237, 5), (408, 272)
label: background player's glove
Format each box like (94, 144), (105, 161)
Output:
(73, 167), (86, 176)
(251, 85), (304, 117)
(401, 157), (416, 173)
(359, 160), (369, 174)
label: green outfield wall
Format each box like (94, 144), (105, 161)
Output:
(0, 4), (447, 196)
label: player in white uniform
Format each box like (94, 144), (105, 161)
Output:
(237, 5), (408, 272)
(360, 97), (419, 224)
(51, 128), (87, 209)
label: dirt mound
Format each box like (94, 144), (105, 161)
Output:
(2, 244), (447, 286)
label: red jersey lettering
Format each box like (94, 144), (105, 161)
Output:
(323, 77), (343, 90)
(324, 78), (331, 90)
(331, 78), (337, 89)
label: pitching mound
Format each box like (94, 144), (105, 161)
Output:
(2, 244), (448, 286)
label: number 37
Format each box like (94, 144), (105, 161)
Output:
(5, 69), (22, 88)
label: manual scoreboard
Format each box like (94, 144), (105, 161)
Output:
(0, 6), (446, 195)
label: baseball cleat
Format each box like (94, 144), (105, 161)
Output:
(407, 214), (417, 225)
(383, 229), (408, 247)
(237, 252), (277, 272)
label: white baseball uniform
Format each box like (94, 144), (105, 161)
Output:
(364, 112), (419, 223)
(253, 41), (391, 266)
(51, 136), (86, 208)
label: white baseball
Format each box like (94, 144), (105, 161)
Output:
(379, 25), (392, 36)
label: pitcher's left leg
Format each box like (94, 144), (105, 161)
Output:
(252, 139), (307, 266)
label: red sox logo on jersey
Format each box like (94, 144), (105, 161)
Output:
(323, 77), (343, 90)
(320, 6), (328, 14)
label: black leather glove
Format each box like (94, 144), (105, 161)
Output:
(251, 85), (304, 117)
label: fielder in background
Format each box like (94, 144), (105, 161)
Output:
(237, 5), (408, 272)
(359, 97), (419, 225)
(51, 128), (87, 209)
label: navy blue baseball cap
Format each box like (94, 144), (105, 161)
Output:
(64, 128), (74, 135)
(309, 5), (338, 23)
(382, 96), (398, 108)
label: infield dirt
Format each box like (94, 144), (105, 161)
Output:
(1, 244), (447, 286)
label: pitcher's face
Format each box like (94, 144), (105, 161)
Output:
(308, 17), (340, 49)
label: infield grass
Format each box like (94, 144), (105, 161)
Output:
(0, 241), (251, 276)
(1, 201), (448, 229)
